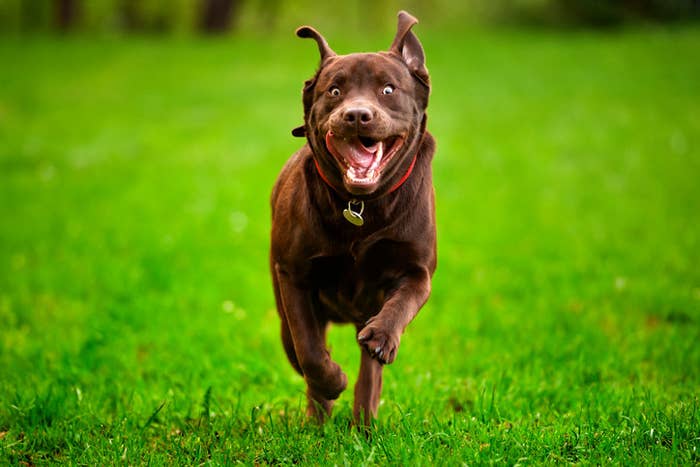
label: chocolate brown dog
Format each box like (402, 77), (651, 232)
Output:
(270, 11), (436, 424)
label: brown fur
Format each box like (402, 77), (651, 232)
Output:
(270, 11), (436, 425)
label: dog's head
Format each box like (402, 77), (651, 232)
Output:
(293, 11), (430, 197)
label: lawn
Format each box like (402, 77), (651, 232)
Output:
(1, 25), (699, 464)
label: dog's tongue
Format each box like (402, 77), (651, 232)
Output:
(326, 132), (384, 179)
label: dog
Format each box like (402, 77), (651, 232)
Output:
(270, 11), (436, 424)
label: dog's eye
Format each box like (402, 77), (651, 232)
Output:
(382, 85), (395, 95)
(329, 86), (341, 97)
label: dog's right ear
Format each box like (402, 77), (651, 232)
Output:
(295, 26), (335, 130)
(296, 26), (336, 63)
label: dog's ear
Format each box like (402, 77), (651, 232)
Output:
(295, 26), (336, 137)
(291, 125), (306, 137)
(389, 11), (429, 87)
(296, 25), (336, 63)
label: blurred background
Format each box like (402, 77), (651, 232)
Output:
(1, 0), (699, 463)
(1, 0), (699, 35)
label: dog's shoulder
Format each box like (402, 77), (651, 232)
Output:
(271, 144), (314, 210)
(271, 144), (330, 271)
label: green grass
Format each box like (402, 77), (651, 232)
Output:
(1, 26), (699, 464)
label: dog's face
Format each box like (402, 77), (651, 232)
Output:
(295, 13), (430, 196)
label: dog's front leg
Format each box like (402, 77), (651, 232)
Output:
(274, 264), (348, 420)
(357, 267), (431, 365)
(353, 345), (383, 426)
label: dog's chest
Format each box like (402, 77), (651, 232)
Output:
(310, 239), (407, 324)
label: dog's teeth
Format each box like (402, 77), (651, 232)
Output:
(368, 142), (384, 173)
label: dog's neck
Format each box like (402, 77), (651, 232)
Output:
(312, 153), (418, 227)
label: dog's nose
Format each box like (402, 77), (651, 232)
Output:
(343, 107), (373, 125)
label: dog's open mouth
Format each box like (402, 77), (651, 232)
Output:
(325, 131), (405, 189)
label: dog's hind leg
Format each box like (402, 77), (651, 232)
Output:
(280, 314), (302, 375)
(281, 314), (334, 422)
(274, 264), (348, 421)
(353, 345), (383, 426)
(274, 270), (303, 375)
(306, 320), (334, 422)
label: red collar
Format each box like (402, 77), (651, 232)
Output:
(313, 154), (417, 195)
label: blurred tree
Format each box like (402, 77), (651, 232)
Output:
(19, 0), (52, 32)
(54, 0), (79, 31)
(0, 0), (21, 33)
(120, 0), (169, 32)
(554, 0), (700, 26)
(0, 0), (697, 35)
(199, 0), (241, 33)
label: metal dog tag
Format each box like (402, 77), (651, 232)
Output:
(343, 199), (364, 226)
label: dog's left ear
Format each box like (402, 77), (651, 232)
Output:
(389, 11), (429, 87)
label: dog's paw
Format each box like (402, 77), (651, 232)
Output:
(357, 322), (400, 364)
